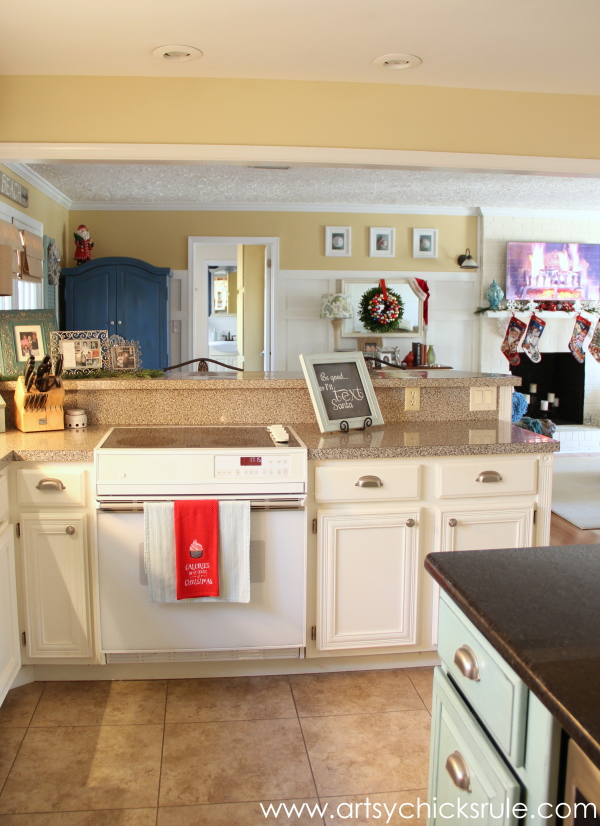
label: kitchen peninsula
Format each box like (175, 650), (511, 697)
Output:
(0, 369), (559, 694)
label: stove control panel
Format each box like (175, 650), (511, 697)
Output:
(214, 455), (291, 478)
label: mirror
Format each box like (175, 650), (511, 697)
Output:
(340, 279), (423, 338)
(209, 267), (237, 316)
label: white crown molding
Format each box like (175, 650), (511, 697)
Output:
(68, 201), (480, 215)
(480, 206), (600, 219)
(3, 162), (72, 209)
(2, 142), (600, 177)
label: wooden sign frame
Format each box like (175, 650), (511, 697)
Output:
(300, 351), (384, 433)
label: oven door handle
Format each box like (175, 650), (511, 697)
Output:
(97, 499), (306, 512)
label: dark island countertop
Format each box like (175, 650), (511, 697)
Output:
(425, 545), (600, 769)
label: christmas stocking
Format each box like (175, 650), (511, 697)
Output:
(501, 315), (527, 366)
(568, 314), (591, 363)
(589, 319), (600, 363)
(522, 314), (546, 364)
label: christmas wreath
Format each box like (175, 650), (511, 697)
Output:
(359, 280), (404, 333)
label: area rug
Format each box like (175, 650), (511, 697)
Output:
(552, 456), (600, 529)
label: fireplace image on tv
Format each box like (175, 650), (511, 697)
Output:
(506, 242), (600, 301)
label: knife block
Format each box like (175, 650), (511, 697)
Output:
(14, 376), (65, 433)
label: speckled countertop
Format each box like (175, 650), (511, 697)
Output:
(425, 546), (600, 769)
(0, 420), (557, 467)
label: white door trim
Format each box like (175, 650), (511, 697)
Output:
(188, 236), (280, 371)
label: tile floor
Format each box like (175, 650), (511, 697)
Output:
(0, 667), (433, 825)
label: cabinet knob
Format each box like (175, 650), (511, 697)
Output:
(445, 751), (472, 793)
(36, 478), (66, 492)
(65, 526), (76, 536)
(454, 644), (481, 681)
(117, 320), (122, 325)
(405, 518), (415, 528)
(110, 321), (115, 326)
(476, 470), (502, 483)
(355, 475), (383, 488)
(448, 518), (458, 528)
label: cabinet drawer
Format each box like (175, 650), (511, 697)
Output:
(17, 468), (87, 508)
(438, 457), (537, 498)
(429, 667), (521, 826)
(315, 461), (420, 503)
(438, 594), (528, 767)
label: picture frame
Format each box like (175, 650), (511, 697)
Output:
(50, 330), (110, 375)
(299, 351), (384, 433)
(325, 226), (351, 257)
(369, 227), (395, 258)
(0, 310), (57, 377)
(109, 336), (141, 371)
(356, 337), (382, 368)
(412, 228), (438, 259)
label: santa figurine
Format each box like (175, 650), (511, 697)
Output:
(74, 225), (94, 265)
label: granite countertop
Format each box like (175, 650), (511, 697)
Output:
(425, 546), (600, 769)
(0, 421), (558, 466)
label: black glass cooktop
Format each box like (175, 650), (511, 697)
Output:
(100, 426), (300, 450)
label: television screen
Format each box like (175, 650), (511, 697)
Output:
(506, 242), (600, 301)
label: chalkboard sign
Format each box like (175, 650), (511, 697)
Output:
(300, 352), (384, 433)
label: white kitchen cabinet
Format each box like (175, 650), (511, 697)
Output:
(317, 508), (419, 651)
(11, 463), (98, 664)
(0, 521), (20, 704)
(438, 506), (534, 554)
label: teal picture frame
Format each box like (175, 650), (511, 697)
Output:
(0, 310), (58, 377)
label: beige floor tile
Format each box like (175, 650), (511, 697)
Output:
(406, 668), (434, 711)
(0, 810), (156, 825)
(30, 681), (167, 727)
(0, 725), (163, 814)
(166, 676), (296, 723)
(158, 799), (322, 825)
(0, 684), (45, 728)
(290, 669), (425, 717)
(301, 710), (431, 798)
(159, 718), (316, 807)
(323, 789), (429, 825)
(0, 730), (26, 791)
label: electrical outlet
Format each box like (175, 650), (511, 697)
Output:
(405, 387), (421, 411)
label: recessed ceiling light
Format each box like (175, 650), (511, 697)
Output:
(152, 45), (203, 62)
(373, 53), (422, 70)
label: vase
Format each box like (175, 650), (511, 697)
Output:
(486, 279), (504, 311)
(427, 344), (436, 365)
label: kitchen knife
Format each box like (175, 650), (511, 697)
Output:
(35, 361), (50, 392)
(26, 371), (36, 393)
(24, 354), (35, 385)
(55, 354), (64, 387)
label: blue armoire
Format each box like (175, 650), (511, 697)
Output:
(61, 257), (172, 370)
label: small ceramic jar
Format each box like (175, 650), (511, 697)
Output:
(65, 409), (88, 429)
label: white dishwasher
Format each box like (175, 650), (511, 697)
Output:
(95, 426), (307, 663)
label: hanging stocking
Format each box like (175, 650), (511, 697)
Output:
(522, 314), (546, 364)
(588, 318), (600, 363)
(568, 314), (591, 363)
(501, 315), (527, 366)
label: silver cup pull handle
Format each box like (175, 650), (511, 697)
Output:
(36, 478), (66, 491)
(445, 751), (472, 793)
(355, 475), (383, 488)
(454, 644), (481, 681)
(476, 470), (502, 483)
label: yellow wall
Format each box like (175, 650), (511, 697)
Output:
(0, 163), (69, 253)
(69, 210), (477, 271)
(2, 75), (600, 159)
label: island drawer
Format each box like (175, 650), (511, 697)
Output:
(437, 457), (537, 498)
(438, 593), (528, 767)
(315, 461), (421, 503)
(16, 467), (87, 508)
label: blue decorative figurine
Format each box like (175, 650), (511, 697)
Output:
(485, 279), (504, 311)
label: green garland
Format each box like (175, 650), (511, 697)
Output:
(358, 286), (404, 334)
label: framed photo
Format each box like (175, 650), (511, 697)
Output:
(110, 339), (141, 371)
(370, 227), (395, 258)
(413, 228), (438, 259)
(299, 351), (384, 433)
(325, 226), (351, 257)
(50, 330), (110, 375)
(0, 310), (57, 377)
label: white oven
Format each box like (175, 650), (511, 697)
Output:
(95, 426), (307, 663)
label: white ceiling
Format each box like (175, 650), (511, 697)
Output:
(25, 163), (600, 211)
(4, 0), (600, 95)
